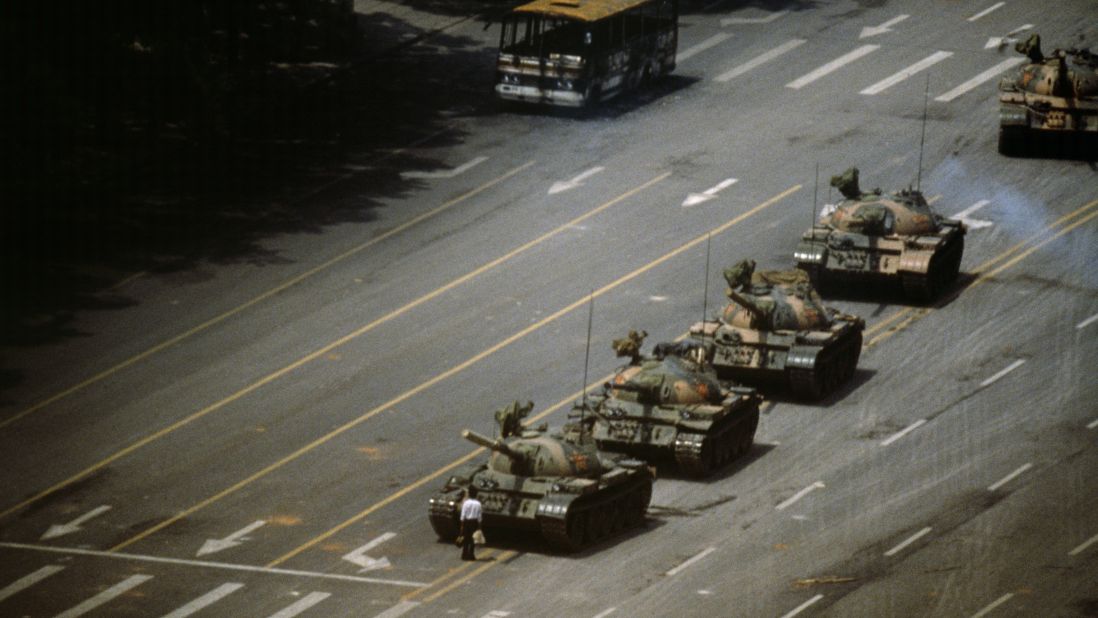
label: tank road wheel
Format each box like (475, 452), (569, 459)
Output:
(562, 510), (588, 552)
(739, 409), (759, 455)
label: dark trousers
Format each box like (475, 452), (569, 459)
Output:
(460, 520), (479, 560)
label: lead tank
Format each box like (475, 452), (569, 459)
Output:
(998, 34), (1098, 155)
(428, 401), (653, 552)
(794, 167), (965, 301)
(577, 331), (762, 478)
(689, 260), (864, 400)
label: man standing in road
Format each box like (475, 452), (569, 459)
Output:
(460, 487), (483, 561)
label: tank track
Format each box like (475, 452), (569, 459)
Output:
(538, 478), (651, 553)
(902, 237), (964, 302)
(673, 406), (760, 477)
(787, 329), (863, 400)
(428, 497), (460, 541)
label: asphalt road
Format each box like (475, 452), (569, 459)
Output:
(2, 1), (1096, 617)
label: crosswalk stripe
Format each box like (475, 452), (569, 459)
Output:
(716, 39), (806, 82)
(935, 57), (1026, 102)
(860, 51), (953, 95)
(266, 592), (332, 618)
(54, 574), (154, 618)
(161, 582), (244, 618)
(0, 566), (65, 602)
(786, 44), (880, 89)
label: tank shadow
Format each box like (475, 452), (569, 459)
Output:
(653, 441), (777, 482)
(999, 132), (1098, 162)
(747, 368), (878, 407)
(467, 516), (668, 558)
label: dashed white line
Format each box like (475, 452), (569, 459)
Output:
(401, 156), (488, 180)
(55, 574), (154, 618)
(988, 462), (1033, 491)
(162, 583), (245, 618)
(968, 2), (1005, 22)
(1069, 532), (1098, 556)
(1076, 312), (1098, 330)
(980, 359), (1026, 388)
(971, 592), (1014, 617)
(884, 526), (932, 557)
(266, 592), (332, 618)
(0, 566), (65, 602)
(1087, 418), (1098, 430)
(721, 10), (789, 26)
(860, 51), (953, 95)
(935, 58), (1026, 102)
(780, 594), (824, 618)
(954, 200), (991, 219)
(678, 33), (733, 62)
(716, 39), (806, 82)
(666, 546), (717, 576)
(482, 611), (511, 618)
(592, 608), (617, 618)
(881, 419), (927, 446)
(787, 45), (880, 89)
(373, 601), (420, 618)
(776, 481), (826, 511)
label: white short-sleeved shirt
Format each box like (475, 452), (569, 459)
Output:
(460, 498), (482, 522)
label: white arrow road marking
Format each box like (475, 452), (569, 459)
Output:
(860, 51), (953, 95)
(952, 199), (994, 229)
(197, 520), (267, 557)
(776, 481), (825, 511)
(343, 532), (397, 572)
(936, 57), (1026, 102)
(54, 574), (154, 618)
(884, 526), (932, 556)
(266, 592), (332, 618)
(968, 2), (1005, 22)
(0, 566), (65, 602)
(780, 594), (824, 618)
(985, 24), (1034, 49)
(677, 33), (733, 63)
(683, 178), (737, 207)
(162, 583), (245, 618)
(860, 14), (909, 39)
(716, 39), (806, 82)
(549, 167), (605, 194)
(787, 45), (880, 89)
(721, 10), (789, 26)
(41, 505), (111, 540)
(401, 156), (488, 179)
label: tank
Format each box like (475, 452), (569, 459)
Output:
(689, 260), (865, 400)
(793, 167), (966, 301)
(997, 34), (1098, 155)
(575, 330), (762, 478)
(427, 401), (654, 552)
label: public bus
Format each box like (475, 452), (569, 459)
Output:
(495, 0), (678, 108)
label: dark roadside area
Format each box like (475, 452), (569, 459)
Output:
(0, 0), (512, 349)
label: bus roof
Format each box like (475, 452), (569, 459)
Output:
(512, 0), (654, 22)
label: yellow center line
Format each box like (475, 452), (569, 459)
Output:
(419, 551), (518, 605)
(0, 161), (537, 432)
(0, 169), (667, 523)
(970, 199), (1098, 275)
(863, 307), (915, 337)
(401, 549), (499, 602)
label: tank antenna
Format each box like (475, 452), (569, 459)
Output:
(916, 73), (929, 192)
(581, 290), (594, 419)
(812, 162), (819, 227)
(702, 232), (711, 324)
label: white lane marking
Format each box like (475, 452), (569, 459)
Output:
(780, 594), (824, 618)
(987, 462), (1033, 491)
(860, 51), (953, 95)
(860, 14), (910, 39)
(373, 601), (421, 618)
(0, 566), (65, 602)
(677, 33), (733, 62)
(343, 532), (397, 572)
(971, 592), (1015, 617)
(985, 24), (1034, 50)
(161, 582), (245, 618)
(482, 612), (511, 618)
(716, 39), (806, 82)
(968, 2), (1005, 22)
(1076, 313), (1098, 330)
(401, 156), (489, 180)
(649, 295), (668, 302)
(776, 481), (826, 511)
(935, 58), (1026, 102)
(721, 10), (789, 26)
(592, 609), (617, 618)
(549, 167), (605, 194)
(197, 520), (266, 557)
(1069, 532), (1098, 556)
(952, 200), (994, 229)
(980, 359), (1026, 388)
(884, 526), (932, 557)
(666, 546), (717, 576)
(266, 592), (332, 618)
(1087, 418), (1098, 430)
(0, 542), (426, 587)
(881, 419), (927, 446)
(683, 178), (738, 207)
(54, 574), (154, 618)
(786, 45), (880, 89)
(41, 505), (112, 540)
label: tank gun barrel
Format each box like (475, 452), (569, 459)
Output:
(463, 429), (524, 460)
(725, 287), (767, 323)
